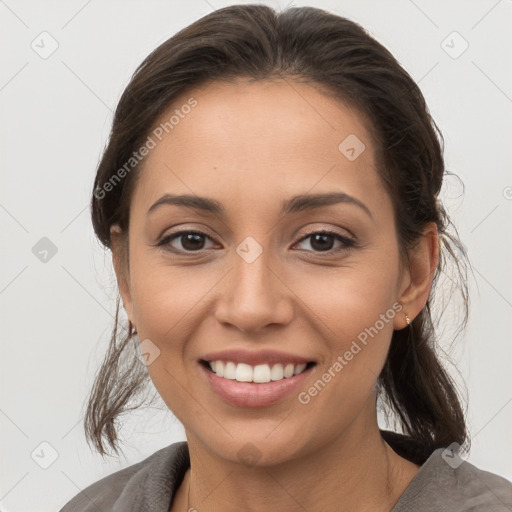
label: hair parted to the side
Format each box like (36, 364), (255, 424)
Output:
(85, 4), (470, 461)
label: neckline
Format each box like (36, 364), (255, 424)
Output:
(167, 431), (438, 510)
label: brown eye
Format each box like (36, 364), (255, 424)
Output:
(294, 230), (355, 253)
(158, 231), (215, 253)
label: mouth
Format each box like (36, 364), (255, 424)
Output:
(199, 359), (316, 383)
(199, 358), (317, 408)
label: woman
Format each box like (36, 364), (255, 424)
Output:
(60, 4), (512, 511)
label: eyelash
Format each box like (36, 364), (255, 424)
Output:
(156, 228), (356, 255)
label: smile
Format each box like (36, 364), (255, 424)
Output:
(202, 360), (314, 383)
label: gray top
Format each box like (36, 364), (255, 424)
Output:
(59, 439), (512, 511)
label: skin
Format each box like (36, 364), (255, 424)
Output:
(110, 78), (439, 512)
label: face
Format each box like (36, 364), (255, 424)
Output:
(113, 78), (413, 466)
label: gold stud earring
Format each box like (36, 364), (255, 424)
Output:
(405, 313), (411, 325)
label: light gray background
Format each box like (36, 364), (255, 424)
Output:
(1, 0), (511, 510)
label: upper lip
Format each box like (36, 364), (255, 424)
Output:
(200, 349), (315, 367)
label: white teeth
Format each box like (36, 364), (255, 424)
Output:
(270, 363), (284, 381)
(224, 361), (237, 379)
(235, 363), (253, 382)
(284, 363), (294, 378)
(208, 360), (309, 383)
(253, 364), (271, 383)
(293, 363), (307, 375)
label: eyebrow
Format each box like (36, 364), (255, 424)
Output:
(147, 192), (373, 219)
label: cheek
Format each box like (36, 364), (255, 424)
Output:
(303, 259), (400, 334)
(293, 270), (399, 430)
(297, 260), (400, 387)
(129, 254), (223, 346)
(127, 259), (218, 417)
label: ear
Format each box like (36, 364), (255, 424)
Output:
(110, 224), (135, 326)
(394, 222), (439, 330)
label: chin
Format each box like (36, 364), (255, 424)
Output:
(201, 429), (309, 468)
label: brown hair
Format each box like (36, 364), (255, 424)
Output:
(85, 4), (470, 461)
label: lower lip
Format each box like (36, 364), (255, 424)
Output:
(201, 363), (314, 408)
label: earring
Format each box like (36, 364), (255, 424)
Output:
(405, 313), (411, 325)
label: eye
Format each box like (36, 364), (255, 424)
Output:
(293, 230), (355, 253)
(156, 228), (356, 255)
(157, 230), (216, 253)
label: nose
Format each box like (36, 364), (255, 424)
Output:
(214, 247), (294, 334)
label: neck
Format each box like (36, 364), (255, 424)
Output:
(176, 413), (419, 512)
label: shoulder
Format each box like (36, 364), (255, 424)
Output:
(393, 447), (512, 511)
(58, 441), (189, 512)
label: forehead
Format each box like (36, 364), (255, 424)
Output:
(131, 78), (386, 218)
